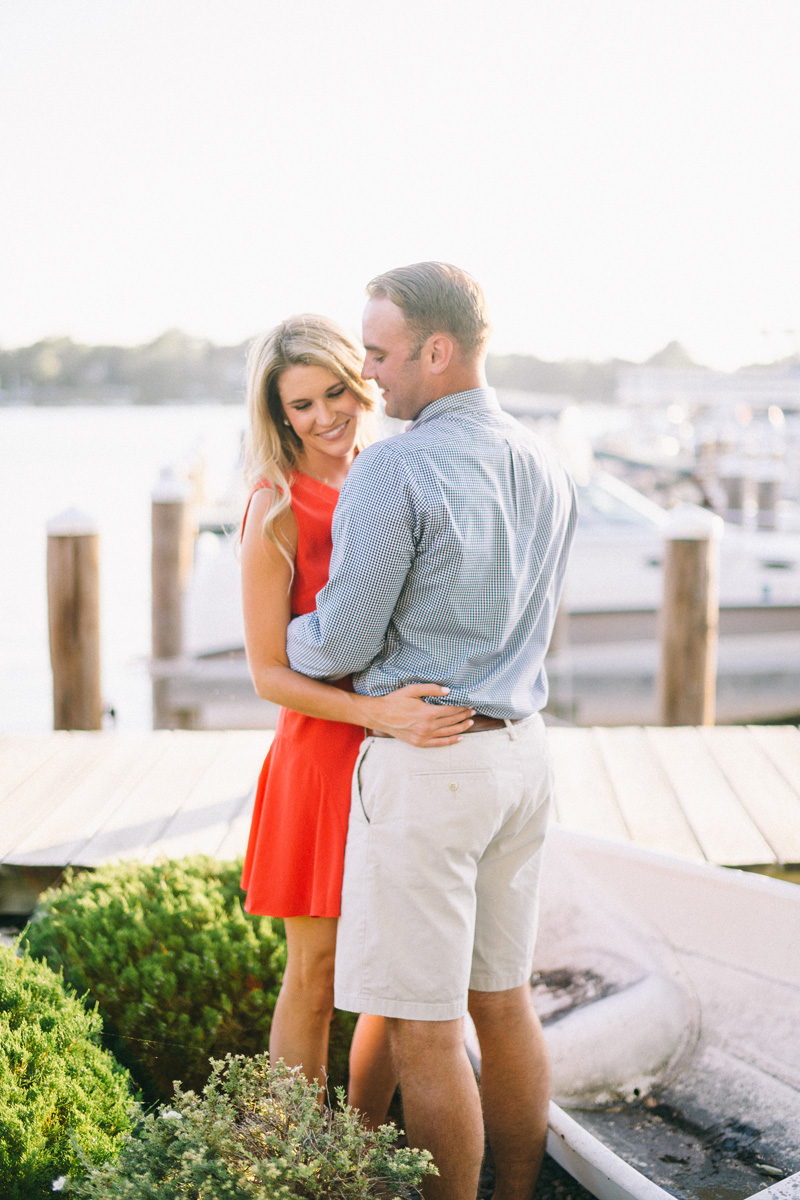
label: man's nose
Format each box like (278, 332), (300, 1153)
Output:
(362, 357), (376, 380)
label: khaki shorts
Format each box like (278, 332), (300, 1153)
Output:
(334, 714), (552, 1021)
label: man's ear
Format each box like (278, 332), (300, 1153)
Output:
(426, 334), (454, 375)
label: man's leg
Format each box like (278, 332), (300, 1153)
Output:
(467, 985), (551, 1200)
(385, 1016), (485, 1200)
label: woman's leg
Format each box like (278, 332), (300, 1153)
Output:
(270, 917), (398, 1121)
(348, 1012), (398, 1129)
(269, 916), (338, 1089)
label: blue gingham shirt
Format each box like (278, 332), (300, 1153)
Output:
(286, 388), (578, 718)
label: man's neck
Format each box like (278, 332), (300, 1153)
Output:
(413, 366), (488, 416)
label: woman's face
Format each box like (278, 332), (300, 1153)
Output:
(278, 364), (362, 461)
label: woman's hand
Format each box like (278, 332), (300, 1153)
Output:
(363, 685), (475, 747)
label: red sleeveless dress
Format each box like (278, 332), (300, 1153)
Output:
(240, 472), (367, 917)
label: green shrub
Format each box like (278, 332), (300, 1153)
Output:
(0, 944), (135, 1200)
(71, 1053), (434, 1199)
(22, 856), (356, 1102)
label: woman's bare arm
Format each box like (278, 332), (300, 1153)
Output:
(240, 490), (474, 746)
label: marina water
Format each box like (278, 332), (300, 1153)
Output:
(0, 403), (246, 734)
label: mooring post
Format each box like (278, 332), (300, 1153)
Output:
(754, 462), (783, 531)
(151, 468), (196, 727)
(46, 508), (102, 730)
(658, 506), (723, 727)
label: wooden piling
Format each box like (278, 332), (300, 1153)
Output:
(658, 507), (722, 727)
(47, 509), (102, 730)
(755, 466), (782, 531)
(151, 469), (196, 727)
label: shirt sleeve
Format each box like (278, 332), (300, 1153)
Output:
(286, 444), (418, 679)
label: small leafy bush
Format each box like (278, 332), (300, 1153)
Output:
(71, 1053), (434, 1199)
(0, 944), (135, 1200)
(22, 856), (356, 1102)
(21, 857), (282, 1101)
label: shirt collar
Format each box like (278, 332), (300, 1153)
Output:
(410, 388), (501, 429)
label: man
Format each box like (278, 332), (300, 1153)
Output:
(286, 262), (577, 1200)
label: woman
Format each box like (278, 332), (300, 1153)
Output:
(239, 314), (473, 1125)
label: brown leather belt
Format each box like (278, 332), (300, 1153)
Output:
(369, 714), (524, 739)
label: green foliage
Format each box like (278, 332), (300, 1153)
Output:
(22, 857), (285, 1101)
(0, 944), (135, 1200)
(71, 1054), (434, 1200)
(21, 857), (356, 1102)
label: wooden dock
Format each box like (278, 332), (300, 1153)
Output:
(547, 724), (800, 868)
(1, 726), (799, 912)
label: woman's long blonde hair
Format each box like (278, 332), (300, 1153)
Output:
(243, 313), (378, 567)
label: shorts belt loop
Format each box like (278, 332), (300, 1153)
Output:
(504, 718), (518, 740)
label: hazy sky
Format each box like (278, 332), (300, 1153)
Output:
(2, 0), (799, 367)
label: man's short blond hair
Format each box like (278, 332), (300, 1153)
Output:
(366, 261), (491, 359)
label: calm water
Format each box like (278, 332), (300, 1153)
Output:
(0, 404), (246, 733)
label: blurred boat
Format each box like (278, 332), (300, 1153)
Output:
(547, 472), (800, 724)
(466, 826), (800, 1200)
(565, 471), (800, 625)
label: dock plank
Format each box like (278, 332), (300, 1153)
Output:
(644, 727), (775, 866)
(76, 732), (229, 866)
(0, 735), (116, 860)
(746, 724), (800, 801)
(10, 734), (172, 867)
(699, 727), (800, 865)
(139, 731), (269, 862)
(216, 794), (258, 861)
(593, 727), (705, 861)
(547, 728), (629, 841)
(0, 733), (70, 799)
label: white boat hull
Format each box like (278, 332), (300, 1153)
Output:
(546, 1101), (800, 1200)
(467, 827), (800, 1200)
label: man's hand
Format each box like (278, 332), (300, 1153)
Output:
(364, 685), (475, 747)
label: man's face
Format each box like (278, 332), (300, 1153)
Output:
(361, 297), (428, 421)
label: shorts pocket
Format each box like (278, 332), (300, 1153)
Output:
(400, 768), (496, 888)
(409, 768), (495, 840)
(410, 768), (494, 796)
(354, 741), (375, 824)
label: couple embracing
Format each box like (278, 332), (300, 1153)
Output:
(239, 261), (577, 1200)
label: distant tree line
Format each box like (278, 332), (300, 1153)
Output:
(0, 331), (248, 405)
(0, 331), (706, 406)
(487, 354), (622, 403)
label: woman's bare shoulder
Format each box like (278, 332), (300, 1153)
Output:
(241, 485), (298, 562)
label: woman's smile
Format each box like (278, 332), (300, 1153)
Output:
(316, 417), (352, 441)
